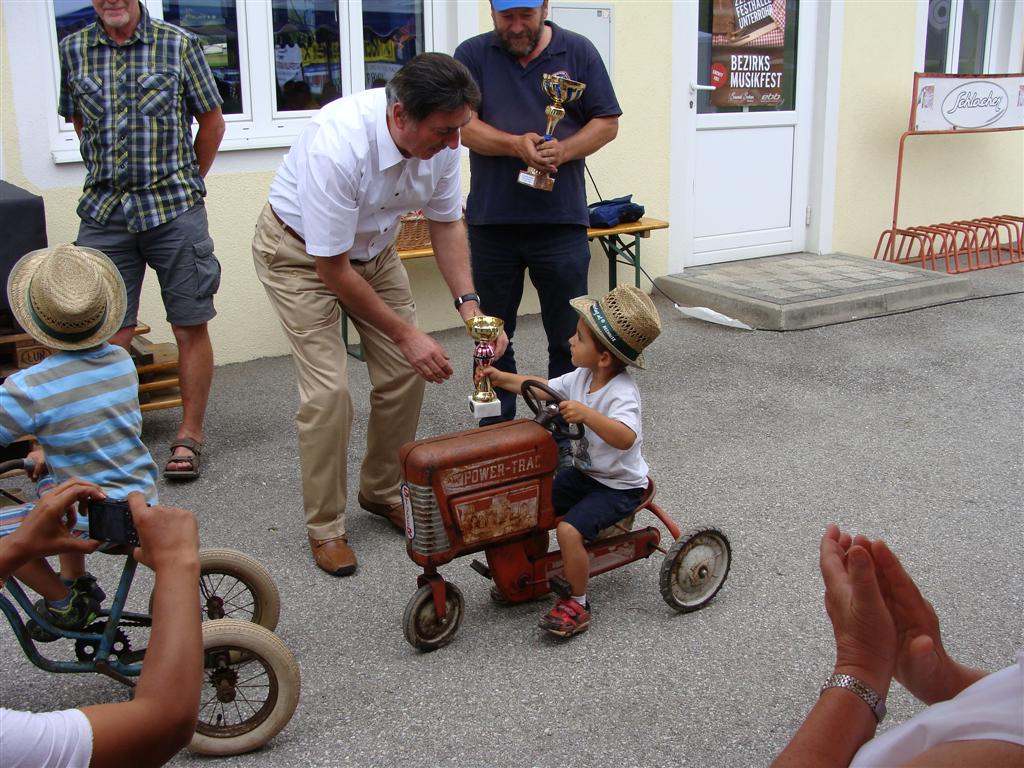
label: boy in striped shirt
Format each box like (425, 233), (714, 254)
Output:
(0, 244), (158, 640)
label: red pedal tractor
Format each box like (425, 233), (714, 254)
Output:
(399, 381), (731, 651)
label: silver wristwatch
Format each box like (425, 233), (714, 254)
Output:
(820, 673), (887, 723)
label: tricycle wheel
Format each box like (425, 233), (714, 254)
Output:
(198, 548), (281, 630)
(150, 549), (280, 630)
(403, 582), (464, 651)
(660, 528), (731, 613)
(188, 619), (300, 756)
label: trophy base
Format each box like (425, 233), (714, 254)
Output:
(469, 395), (503, 420)
(517, 169), (554, 192)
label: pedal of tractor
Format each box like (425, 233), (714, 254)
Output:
(548, 575), (571, 598)
(470, 559), (491, 579)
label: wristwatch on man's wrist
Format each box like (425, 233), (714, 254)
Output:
(820, 673), (887, 723)
(453, 292), (480, 310)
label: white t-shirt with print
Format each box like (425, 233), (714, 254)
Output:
(547, 368), (648, 490)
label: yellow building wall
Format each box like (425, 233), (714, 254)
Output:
(833, 2), (1024, 259)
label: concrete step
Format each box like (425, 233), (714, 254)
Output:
(654, 252), (971, 331)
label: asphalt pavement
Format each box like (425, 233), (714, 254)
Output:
(2, 264), (1022, 767)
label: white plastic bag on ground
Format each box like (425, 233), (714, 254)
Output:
(674, 304), (753, 330)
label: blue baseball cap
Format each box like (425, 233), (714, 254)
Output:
(492, 0), (544, 10)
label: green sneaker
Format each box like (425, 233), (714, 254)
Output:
(27, 591), (100, 643)
(68, 572), (106, 605)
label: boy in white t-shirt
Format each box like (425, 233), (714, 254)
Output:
(480, 284), (661, 638)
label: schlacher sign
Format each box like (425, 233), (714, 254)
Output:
(911, 73), (1024, 132)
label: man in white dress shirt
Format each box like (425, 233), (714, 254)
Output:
(252, 53), (502, 577)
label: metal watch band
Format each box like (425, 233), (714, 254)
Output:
(453, 292), (480, 310)
(820, 673), (887, 723)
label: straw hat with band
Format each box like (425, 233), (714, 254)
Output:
(570, 284), (661, 369)
(8, 244), (127, 351)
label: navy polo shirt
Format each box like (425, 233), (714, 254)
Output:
(455, 22), (621, 228)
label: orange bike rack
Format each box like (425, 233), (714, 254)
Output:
(874, 74), (1023, 274)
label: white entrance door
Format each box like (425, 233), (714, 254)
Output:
(669, 0), (818, 270)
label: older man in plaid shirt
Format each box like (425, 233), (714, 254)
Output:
(58, 0), (225, 482)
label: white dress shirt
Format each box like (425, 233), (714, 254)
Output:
(850, 652), (1024, 766)
(268, 88), (462, 261)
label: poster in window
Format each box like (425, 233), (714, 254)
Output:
(710, 0), (786, 108)
(363, 15), (418, 88)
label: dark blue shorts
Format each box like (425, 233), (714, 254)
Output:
(553, 468), (645, 541)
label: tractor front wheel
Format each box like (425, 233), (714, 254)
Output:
(403, 582), (464, 651)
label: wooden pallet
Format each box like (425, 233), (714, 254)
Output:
(132, 333), (182, 412)
(0, 322), (182, 413)
(0, 332), (54, 379)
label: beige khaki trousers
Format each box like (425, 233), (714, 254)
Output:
(252, 203), (425, 540)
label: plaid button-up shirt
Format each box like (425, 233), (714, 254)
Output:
(58, 6), (222, 233)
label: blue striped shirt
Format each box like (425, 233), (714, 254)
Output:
(0, 344), (158, 503)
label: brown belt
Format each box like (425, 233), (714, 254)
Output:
(270, 205), (305, 244)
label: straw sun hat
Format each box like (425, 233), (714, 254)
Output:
(7, 244), (126, 351)
(570, 284), (661, 369)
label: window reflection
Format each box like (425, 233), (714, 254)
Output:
(363, 1), (423, 89)
(272, 0), (342, 112)
(54, 0), (94, 41)
(163, 0), (244, 115)
(956, 0), (990, 75)
(924, 0), (950, 73)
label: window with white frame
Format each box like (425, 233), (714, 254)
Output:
(923, 0), (1022, 74)
(49, 0), (446, 159)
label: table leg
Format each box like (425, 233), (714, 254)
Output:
(340, 311), (365, 361)
(595, 234), (642, 290)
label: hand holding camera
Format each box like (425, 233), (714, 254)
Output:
(87, 493), (199, 573)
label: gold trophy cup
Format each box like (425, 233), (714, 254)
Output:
(467, 315), (504, 420)
(517, 72), (586, 192)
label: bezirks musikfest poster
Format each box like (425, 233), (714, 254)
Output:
(709, 0), (786, 108)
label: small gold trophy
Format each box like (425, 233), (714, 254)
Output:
(517, 72), (586, 192)
(467, 315), (504, 420)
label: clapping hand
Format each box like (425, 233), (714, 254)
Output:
(819, 525), (897, 696)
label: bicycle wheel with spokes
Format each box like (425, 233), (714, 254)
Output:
(189, 619), (301, 756)
(198, 548), (281, 631)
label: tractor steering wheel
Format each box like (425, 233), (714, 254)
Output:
(520, 380), (584, 441)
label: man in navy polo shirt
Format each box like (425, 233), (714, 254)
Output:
(454, 0), (621, 436)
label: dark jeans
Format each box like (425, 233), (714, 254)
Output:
(469, 223), (590, 423)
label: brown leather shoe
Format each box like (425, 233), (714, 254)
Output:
(308, 535), (357, 576)
(357, 492), (405, 531)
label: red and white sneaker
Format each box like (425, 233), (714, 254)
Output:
(538, 597), (591, 637)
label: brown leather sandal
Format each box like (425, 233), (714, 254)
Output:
(164, 437), (202, 481)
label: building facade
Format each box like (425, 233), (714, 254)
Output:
(1, 0), (1021, 364)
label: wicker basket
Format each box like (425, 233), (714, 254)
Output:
(396, 214), (432, 252)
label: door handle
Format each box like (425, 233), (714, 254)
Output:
(689, 82), (716, 94)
